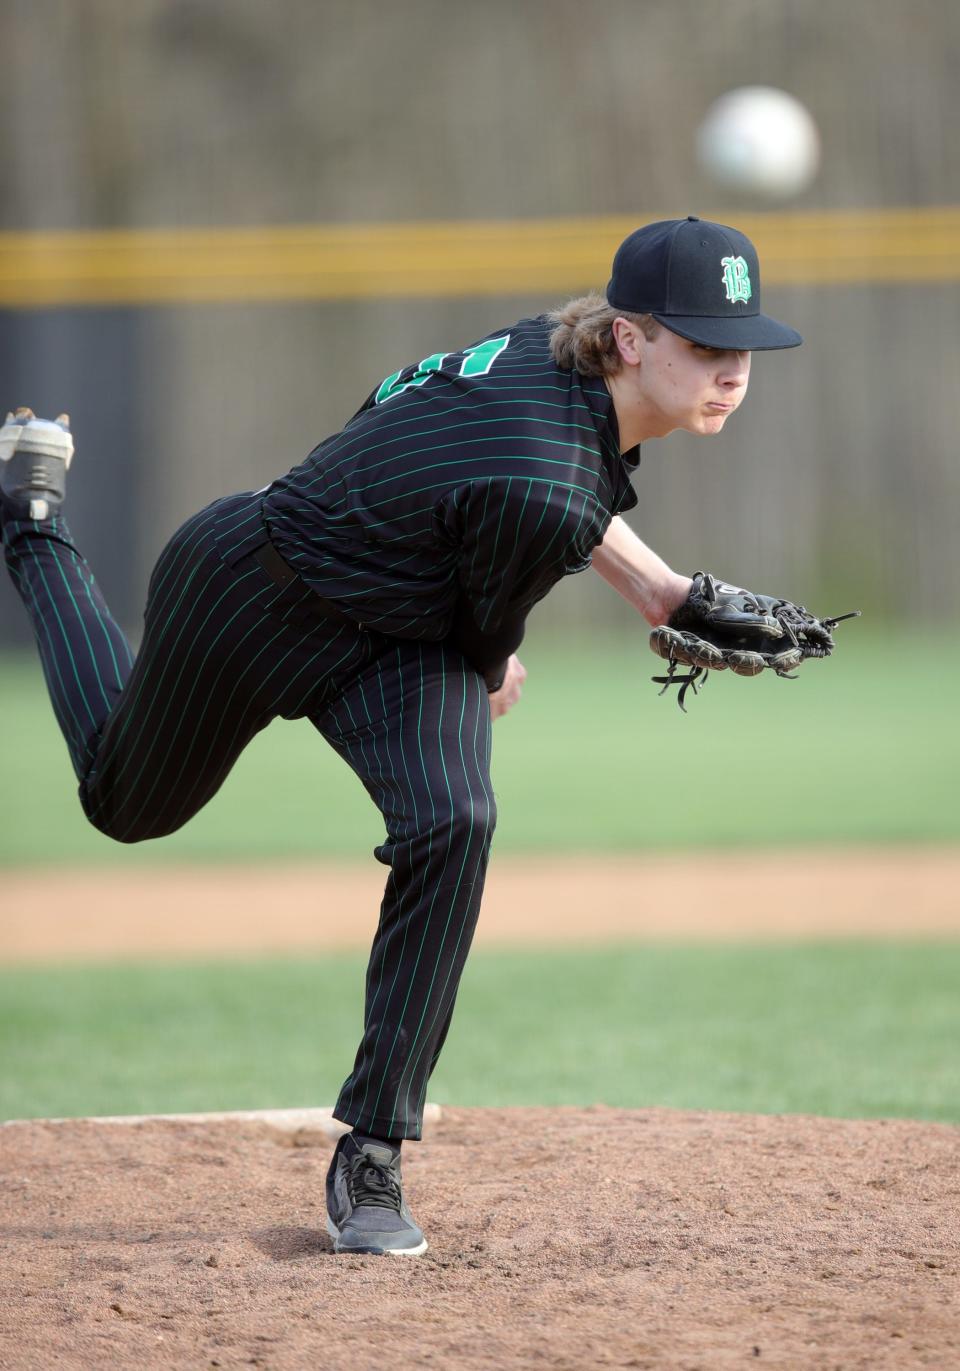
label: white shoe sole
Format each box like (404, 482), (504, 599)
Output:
(326, 1214), (428, 1256)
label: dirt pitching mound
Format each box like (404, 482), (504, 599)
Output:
(2, 1107), (957, 1370)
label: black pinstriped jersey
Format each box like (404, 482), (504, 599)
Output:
(263, 315), (640, 645)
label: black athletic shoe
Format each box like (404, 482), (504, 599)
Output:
(325, 1133), (428, 1256)
(0, 408), (74, 521)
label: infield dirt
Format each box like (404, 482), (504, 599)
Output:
(1, 1105), (958, 1370)
(3, 850), (959, 1368)
(3, 847), (960, 963)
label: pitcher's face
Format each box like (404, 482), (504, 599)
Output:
(612, 320), (752, 441)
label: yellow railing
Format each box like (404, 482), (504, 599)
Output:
(1, 208), (958, 307)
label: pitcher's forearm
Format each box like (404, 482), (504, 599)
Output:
(591, 516), (691, 626)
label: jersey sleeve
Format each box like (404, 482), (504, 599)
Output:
(440, 475), (609, 634)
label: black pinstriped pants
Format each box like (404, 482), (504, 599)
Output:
(2, 491), (496, 1140)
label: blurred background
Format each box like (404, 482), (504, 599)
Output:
(1, 0), (958, 639)
(1, 0), (958, 1122)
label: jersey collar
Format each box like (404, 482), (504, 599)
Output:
(580, 375), (640, 515)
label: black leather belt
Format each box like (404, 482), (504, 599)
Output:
(251, 535), (354, 626)
(252, 537), (299, 589)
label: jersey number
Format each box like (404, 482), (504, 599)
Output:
(374, 334), (511, 405)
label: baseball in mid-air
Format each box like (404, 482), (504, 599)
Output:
(697, 86), (821, 200)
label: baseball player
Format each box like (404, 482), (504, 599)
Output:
(1, 217), (802, 1256)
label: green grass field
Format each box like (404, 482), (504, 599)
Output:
(1, 626), (958, 864)
(1, 631), (957, 1125)
(2, 942), (957, 1124)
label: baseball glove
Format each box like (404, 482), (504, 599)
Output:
(650, 572), (860, 709)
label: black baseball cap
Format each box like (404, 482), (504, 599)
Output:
(606, 216), (802, 350)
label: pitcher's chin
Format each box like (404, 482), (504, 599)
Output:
(697, 408), (734, 435)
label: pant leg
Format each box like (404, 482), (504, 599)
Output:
(85, 496), (386, 842)
(4, 492), (375, 843)
(2, 509), (136, 780)
(313, 638), (496, 1142)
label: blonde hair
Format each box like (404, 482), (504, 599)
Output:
(547, 292), (660, 376)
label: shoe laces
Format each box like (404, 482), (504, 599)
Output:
(347, 1152), (402, 1212)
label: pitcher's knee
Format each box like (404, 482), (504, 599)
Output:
(83, 807), (183, 845)
(79, 781), (187, 844)
(446, 787), (497, 852)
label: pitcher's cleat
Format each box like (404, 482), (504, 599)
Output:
(325, 1133), (428, 1255)
(0, 408), (74, 521)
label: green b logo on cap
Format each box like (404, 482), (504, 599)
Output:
(721, 255), (752, 304)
